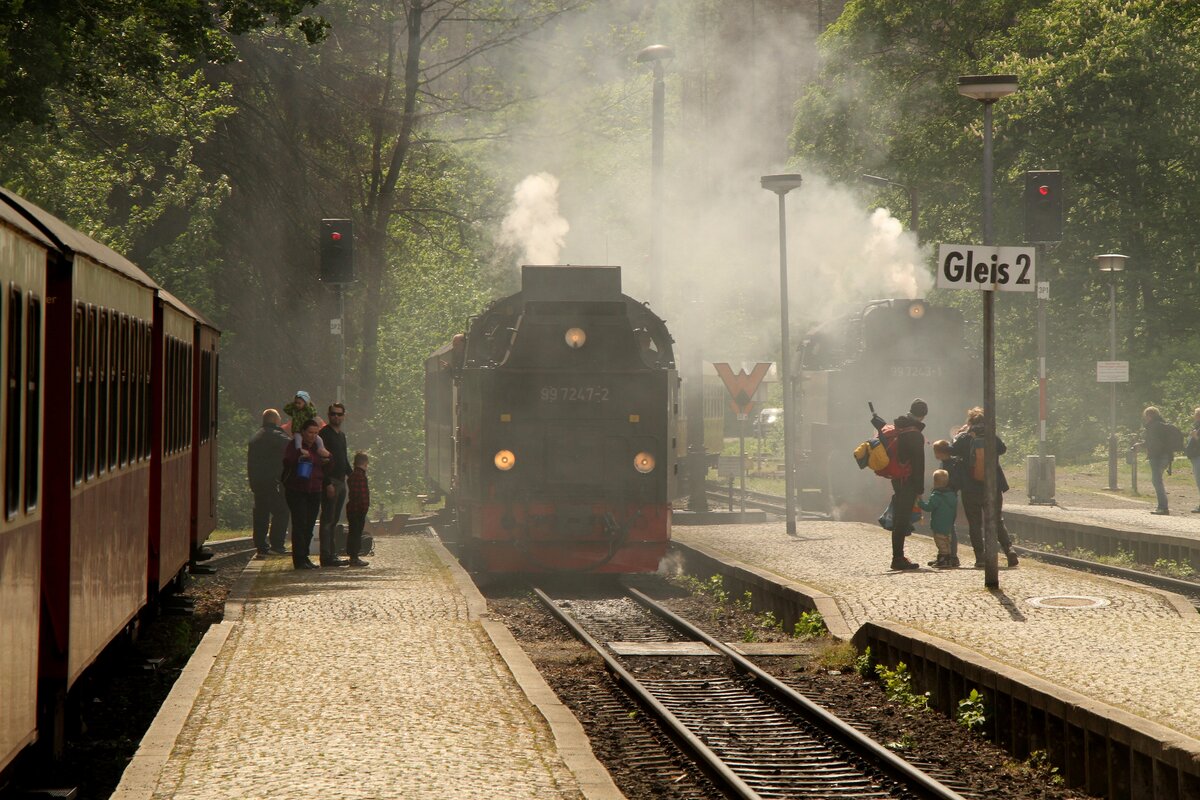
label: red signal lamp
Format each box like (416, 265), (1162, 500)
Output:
(1038, 185), (1050, 197)
(331, 232), (343, 241)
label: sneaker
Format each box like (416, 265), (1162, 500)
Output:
(1151, 509), (1170, 516)
(1191, 507), (1200, 514)
(1006, 551), (1020, 567)
(321, 558), (350, 567)
(949, 557), (961, 568)
(890, 557), (920, 571)
(348, 558), (370, 567)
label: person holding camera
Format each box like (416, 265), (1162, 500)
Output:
(950, 407), (1018, 568)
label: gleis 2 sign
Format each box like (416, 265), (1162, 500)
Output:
(936, 244), (1036, 292)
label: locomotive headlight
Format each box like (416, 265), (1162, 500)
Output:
(907, 301), (926, 320)
(564, 327), (587, 349)
(494, 450), (516, 471)
(634, 451), (656, 473)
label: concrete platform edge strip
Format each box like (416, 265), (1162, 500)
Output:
(110, 621), (237, 800)
(1006, 508), (1200, 563)
(428, 536), (628, 800)
(669, 540), (854, 639)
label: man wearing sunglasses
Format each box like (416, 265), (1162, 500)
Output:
(318, 403), (352, 567)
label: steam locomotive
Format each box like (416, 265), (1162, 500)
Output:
(795, 298), (979, 518)
(424, 265), (676, 573)
(0, 188), (219, 779)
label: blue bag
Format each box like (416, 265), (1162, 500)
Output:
(878, 500), (921, 532)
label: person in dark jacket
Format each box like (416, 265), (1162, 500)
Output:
(1141, 406), (1173, 515)
(1187, 407), (1200, 513)
(318, 402), (351, 567)
(951, 407), (1018, 568)
(345, 451), (371, 567)
(283, 419), (329, 570)
(888, 398), (928, 571)
(247, 409), (290, 557)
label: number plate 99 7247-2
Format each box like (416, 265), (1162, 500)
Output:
(540, 386), (610, 402)
(888, 365), (943, 378)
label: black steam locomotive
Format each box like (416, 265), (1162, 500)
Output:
(425, 265), (677, 572)
(795, 298), (980, 518)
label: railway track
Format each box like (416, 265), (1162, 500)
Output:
(535, 585), (968, 800)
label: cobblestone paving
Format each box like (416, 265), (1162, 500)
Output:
(150, 535), (582, 800)
(1011, 500), (1200, 540)
(675, 522), (1200, 740)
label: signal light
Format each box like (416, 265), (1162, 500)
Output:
(494, 450), (516, 471)
(319, 219), (355, 283)
(1024, 171), (1063, 243)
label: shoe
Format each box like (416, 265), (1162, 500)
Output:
(890, 557), (919, 571)
(270, 547), (290, 556)
(321, 558), (350, 567)
(254, 552), (268, 560)
(295, 560), (318, 570)
(1191, 507), (1200, 514)
(348, 558), (370, 567)
(973, 561), (987, 569)
(1151, 509), (1170, 516)
(1006, 551), (1020, 567)
(949, 557), (961, 568)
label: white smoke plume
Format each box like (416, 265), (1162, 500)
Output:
(500, 173), (570, 265)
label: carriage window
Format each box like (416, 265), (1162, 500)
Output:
(119, 315), (129, 466)
(142, 325), (151, 459)
(212, 352), (219, 437)
(185, 343), (193, 446)
(74, 305), (85, 484)
(167, 338), (178, 454)
(25, 293), (40, 511)
(199, 350), (211, 445)
(97, 310), (108, 473)
(6, 286), (23, 518)
(86, 306), (97, 479)
(108, 311), (119, 471)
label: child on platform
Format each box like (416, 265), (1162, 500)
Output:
(283, 391), (331, 459)
(345, 451), (371, 567)
(931, 440), (963, 567)
(918, 468), (959, 569)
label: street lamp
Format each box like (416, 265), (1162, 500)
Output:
(1096, 253), (1128, 491)
(861, 174), (919, 241)
(761, 173), (804, 536)
(637, 44), (673, 311)
(958, 74), (1018, 589)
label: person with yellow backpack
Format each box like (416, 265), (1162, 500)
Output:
(950, 407), (1019, 569)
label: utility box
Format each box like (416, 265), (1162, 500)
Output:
(1026, 455), (1056, 503)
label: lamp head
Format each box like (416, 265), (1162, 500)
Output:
(636, 44), (674, 63)
(1094, 253), (1129, 272)
(860, 174), (898, 189)
(760, 173), (804, 195)
(957, 74), (1019, 102)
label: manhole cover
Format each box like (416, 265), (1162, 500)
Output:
(1026, 595), (1110, 609)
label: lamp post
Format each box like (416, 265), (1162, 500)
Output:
(958, 74), (1018, 590)
(861, 174), (919, 241)
(1096, 253), (1128, 491)
(637, 44), (673, 311)
(761, 173), (804, 536)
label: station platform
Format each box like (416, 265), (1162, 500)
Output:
(112, 534), (622, 800)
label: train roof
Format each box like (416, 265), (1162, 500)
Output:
(0, 187), (158, 290)
(163, 288), (220, 331)
(0, 197), (56, 250)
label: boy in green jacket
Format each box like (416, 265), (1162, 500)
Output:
(918, 469), (958, 569)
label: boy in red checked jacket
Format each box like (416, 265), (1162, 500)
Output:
(346, 452), (371, 567)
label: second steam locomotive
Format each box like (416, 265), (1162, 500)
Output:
(425, 265), (677, 573)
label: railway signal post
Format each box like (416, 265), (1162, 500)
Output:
(319, 219), (356, 403)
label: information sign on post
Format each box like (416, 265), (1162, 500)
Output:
(1096, 361), (1129, 383)
(714, 362), (772, 515)
(936, 244), (1036, 292)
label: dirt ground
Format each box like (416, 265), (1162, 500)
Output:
(487, 576), (1098, 800)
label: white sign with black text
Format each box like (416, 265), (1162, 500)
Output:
(1096, 361), (1129, 383)
(936, 244), (1037, 292)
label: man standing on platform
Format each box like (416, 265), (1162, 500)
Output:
(247, 408), (290, 557)
(318, 402), (351, 567)
(889, 398), (928, 571)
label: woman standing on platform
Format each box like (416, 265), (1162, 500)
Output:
(283, 419), (329, 570)
(1142, 406), (1172, 516)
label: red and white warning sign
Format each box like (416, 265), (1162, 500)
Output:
(713, 362), (772, 418)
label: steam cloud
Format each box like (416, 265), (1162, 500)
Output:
(500, 173), (570, 265)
